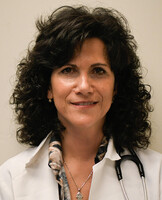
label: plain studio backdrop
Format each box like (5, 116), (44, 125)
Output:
(0, 0), (162, 165)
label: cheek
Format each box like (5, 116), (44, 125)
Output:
(100, 84), (114, 107)
(51, 80), (73, 104)
(102, 93), (113, 108)
(100, 80), (115, 97)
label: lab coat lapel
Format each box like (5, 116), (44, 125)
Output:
(89, 139), (125, 200)
(12, 134), (59, 200)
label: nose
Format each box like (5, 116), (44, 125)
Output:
(74, 73), (93, 95)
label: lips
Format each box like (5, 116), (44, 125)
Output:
(71, 101), (98, 106)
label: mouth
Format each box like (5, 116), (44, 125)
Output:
(71, 101), (98, 106)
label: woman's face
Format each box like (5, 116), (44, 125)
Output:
(48, 38), (115, 130)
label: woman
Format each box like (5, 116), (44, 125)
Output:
(0, 6), (161, 200)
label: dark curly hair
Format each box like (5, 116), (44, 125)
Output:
(10, 6), (152, 152)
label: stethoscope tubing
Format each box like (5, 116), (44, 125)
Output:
(119, 179), (129, 200)
(115, 149), (148, 200)
(142, 177), (148, 200)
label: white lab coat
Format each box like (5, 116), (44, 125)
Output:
(0, 134), (162, 200)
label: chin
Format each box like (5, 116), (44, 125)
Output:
(70, 117), (105, 129)
(58, 113), (105, 130)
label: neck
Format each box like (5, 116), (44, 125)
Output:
(62, 126), (104, 162)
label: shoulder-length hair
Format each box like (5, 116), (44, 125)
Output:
(11, 6), (152, 152)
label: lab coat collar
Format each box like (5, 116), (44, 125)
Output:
(104, 138), (121, 161)
(25, 133), (52, 167)
(25, 134), (120, 167)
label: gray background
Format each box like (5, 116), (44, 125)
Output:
(0, 0), (162, 164)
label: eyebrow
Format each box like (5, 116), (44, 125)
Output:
(91, 63), (109, 68)
(66, 63), (109, 68)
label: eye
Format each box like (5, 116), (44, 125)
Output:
(60, 67), (77, 74)
(92, 67), (107, 75)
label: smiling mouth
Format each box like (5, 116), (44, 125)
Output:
(71, 102), (98, 106)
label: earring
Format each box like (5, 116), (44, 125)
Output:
(48, 98), (52, 103)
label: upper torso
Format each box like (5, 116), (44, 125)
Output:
(0, 135), (162, 200)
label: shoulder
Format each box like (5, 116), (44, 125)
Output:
(0, 133), (51, 179)
(0, 134), (58, 199)
(0, 147), (37, 178)
(137, 148), (162, 178)
(0, 133), (51, 177)
(0, 148), (37, 199)
(137, 148), (162, 163)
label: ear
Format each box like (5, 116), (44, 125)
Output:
(47, 89), (53, 99)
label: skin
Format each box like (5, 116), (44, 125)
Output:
(48, 37), (115, 199)
(48, 37), (115, 132)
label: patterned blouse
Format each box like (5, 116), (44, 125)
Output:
(48, 133), (108, 200)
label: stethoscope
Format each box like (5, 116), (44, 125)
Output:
(115, 148), (148, 200)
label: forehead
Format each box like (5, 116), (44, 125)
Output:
(71, 38), (108, 62)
